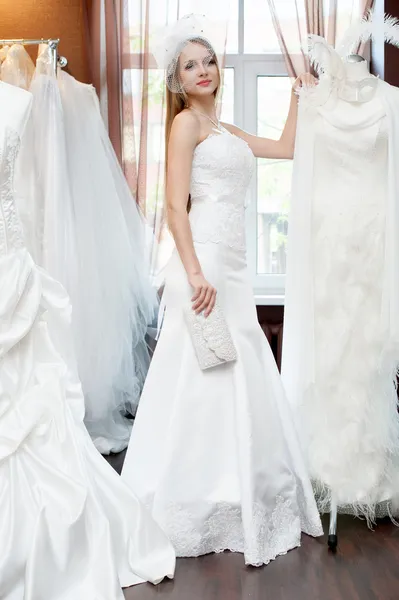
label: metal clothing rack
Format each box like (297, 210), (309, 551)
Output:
(0, 38), (68, 73)
(328, 494), (338, 551)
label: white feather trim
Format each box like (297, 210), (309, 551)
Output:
(337, 11), (399, 57)
(307, 34), (344, 79)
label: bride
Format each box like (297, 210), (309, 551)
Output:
(122, 14), (323, 566)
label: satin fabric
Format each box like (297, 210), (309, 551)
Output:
(122, 130), (323, 566)
(0, 248), (176, 599)
(0, 104), (175, 597)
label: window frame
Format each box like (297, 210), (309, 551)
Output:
(224, 0), (290, 303)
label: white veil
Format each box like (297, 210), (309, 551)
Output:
(57, 70), (158, 454)
(13, 45), (157, 454)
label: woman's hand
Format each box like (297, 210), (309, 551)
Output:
(292, 72), (318, 92)
(222, 72), (317, 160)
(189, 273), (217, 318)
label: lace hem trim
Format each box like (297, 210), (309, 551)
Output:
(152, 496), (305, 566)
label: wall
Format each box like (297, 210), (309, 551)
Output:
(371, 0), (399, 85)
(384, 0), (399, 87)
(0, 0), (90, 83)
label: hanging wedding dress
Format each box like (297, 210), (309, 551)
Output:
(282, 15), (399, 519)
(1, 46), (40, 260)
(0, 79), (175, 600)
(6, 44), (157, 454)
(122, 125), (323, 566)
(0, 44), (35, 90)
(56, 66), (158, 454)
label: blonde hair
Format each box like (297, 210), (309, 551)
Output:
(164, 39), (221, 214)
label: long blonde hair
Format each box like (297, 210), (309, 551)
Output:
(164, 39), (221, 214)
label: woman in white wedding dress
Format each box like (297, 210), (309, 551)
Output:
(0, 79), (175, 600)
(122, 15), (323, 566)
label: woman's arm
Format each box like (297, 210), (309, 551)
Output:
(166, 110), (217, 317)
(222, 73), (317, 160)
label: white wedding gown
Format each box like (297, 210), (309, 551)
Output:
(282, 54), (399, 518)
(0, 81), (175, 600)
(56, 68), (158, 453)
(0, 44), (35, 91)
(122, 126), (323, 566)
(4, 45), (157, 454)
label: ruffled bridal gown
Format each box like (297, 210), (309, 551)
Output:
(0, 80), (175, 600)
(122, 125), (323, 566)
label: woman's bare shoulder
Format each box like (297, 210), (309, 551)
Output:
(172, 109), (200, 133)
(170, 109), (200, 148)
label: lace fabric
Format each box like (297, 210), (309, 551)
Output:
(0, 128), (24, 257)
(189, 129), (254, 252)
(183, 301), (237, 369)
(152, 496), (302, 566)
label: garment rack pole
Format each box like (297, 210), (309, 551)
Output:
(0, 38), (59, 45)
(0, 38), (66, 73)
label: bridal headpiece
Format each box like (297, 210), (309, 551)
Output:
(151, 13), (226, 93)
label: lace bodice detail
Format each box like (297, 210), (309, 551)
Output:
(189, 128), (254, 251)
(0, 127), (25, 256)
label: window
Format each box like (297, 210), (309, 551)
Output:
(224, 0), (291, 301)
(219, 68), (235, 123)
(256, 76), (292, 277)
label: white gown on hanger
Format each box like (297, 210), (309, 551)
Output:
(122, 126), (323, 566)
(56, 68), (158, 454)
(0, 44), (35, 90)
(0, 80), (175, 600)
(282, 34), (399, 518)
(10, 45), (157, 454)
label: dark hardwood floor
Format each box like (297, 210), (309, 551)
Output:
(122, 517), (399, 600)
(105, 453), (399, 600)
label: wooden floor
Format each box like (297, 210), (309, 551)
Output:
(106, 454), (399, 600)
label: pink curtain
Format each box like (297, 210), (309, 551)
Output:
(84, 0), (138, 196)
(83, 0), (230, 278)
(266, 0), (375, 78)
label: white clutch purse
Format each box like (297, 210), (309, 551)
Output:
(183, 302), (237, 370)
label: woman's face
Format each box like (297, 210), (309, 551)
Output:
(177, 41), (219, 98)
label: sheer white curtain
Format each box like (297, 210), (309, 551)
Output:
(266, 0), (375, 77)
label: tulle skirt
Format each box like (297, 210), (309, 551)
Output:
(15, 58), (158, 454)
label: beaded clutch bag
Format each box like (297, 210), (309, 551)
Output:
(183, 302), (237, 370)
